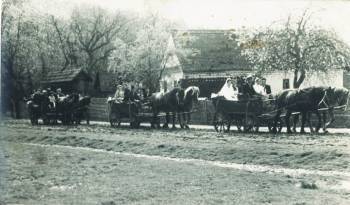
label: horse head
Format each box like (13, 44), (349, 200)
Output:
(175, 88), (185, 107)
(185, 86), (200, 104)
(325, 87), (350, 109)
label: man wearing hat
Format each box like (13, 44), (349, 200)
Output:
(241, 75), (256, 97)
(56, 88), (65, 97)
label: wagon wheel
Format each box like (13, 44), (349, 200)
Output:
(254, 120), (260, 133)
(214, 120), (231, 133)
(243, 115), (255, 132)
(130, 120), (140, 129)
(109, 113), (121, 128)
(43, 118), (49, 125)
(30, 116), (38, 125)
(213, 112), (231, 133)
(268, 119), (283, 133)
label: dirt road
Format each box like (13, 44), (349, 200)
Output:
(1, 120), (350, 204)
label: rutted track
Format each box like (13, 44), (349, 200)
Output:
(24, 142), (350, 179)
(1, 120), (350, 204)
(1, 119), (350, 172)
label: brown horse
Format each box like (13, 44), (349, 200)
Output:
(150, 88), (185, 129)
(180, 86), (200, 128)
(293, 86), (350, 133)
(273, 86), (333, 133)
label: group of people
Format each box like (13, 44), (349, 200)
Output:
(113, 82), (151, 103)
(30, 88), (67, 109)
(216, 74), (271, 101)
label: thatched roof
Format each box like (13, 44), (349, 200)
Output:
(172, 29), (251, 74)
(41, 68), (91, 84)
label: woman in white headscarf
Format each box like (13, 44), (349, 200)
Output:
(218, 77), (238, 101)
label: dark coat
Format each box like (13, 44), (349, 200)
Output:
(264, 84), (271, 94)
(124, 88), (140, 102)
(241, 83), (256, 96)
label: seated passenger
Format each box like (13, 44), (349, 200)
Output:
(131, 84), (141, 102)
(56, 88), (65, 97)
(114, 84), (124, 103)
(123, 83), (132, 102)
(218, 77), (238, 101)
(253, 77), (266, 95)
(241, 75), (256, 97)
(261, 77), (271, 95)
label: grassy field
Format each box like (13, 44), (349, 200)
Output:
(1, 120), (350, 204)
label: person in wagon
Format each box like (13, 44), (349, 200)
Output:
(253, 77), (266, 95)
(218, 77), (239, 101)
(242, 75), (256, 96)
(261, 77), (271, 95)
(114, 83), (124, 103)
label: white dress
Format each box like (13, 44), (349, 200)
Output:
(218, 82), (238, 101)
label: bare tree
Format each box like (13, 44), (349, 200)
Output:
(69, 7), (130, 74)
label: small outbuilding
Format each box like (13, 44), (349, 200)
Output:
(41, 68), (92, 95)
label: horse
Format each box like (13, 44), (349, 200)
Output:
(72, 96), (91, 125)
(149, 88), (185, 129)
(26, 92), (50, 125)
(273, 86), (333, 133)
(292, 86), (350, 133)
(180, 86), (200, 128)
(56, 93), (80, 124)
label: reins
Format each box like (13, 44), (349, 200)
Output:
(318, 90), (329, 109)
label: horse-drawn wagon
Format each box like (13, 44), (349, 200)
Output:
(107, 100), (154, 128)
(212, 96), (283, 133)
(27, 93), (91, 125)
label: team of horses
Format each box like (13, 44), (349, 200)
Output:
(27, 92), (91, 125)
(149, 85), (349, 133)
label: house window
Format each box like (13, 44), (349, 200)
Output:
(163, 81), (167, 92)
(283, 79), (290, 89)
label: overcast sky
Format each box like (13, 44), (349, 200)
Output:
(27, 0), (350, 45)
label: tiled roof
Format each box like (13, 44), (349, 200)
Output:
(172, 29), (251, 73)
(41, 68), (90, 83)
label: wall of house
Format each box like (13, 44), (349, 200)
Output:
(343, 71), (350, 90)
(160, 67), (183, 92)
(262, 70), (344, 93)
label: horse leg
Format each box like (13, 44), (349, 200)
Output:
(273, 110), (282, 134)
(324, 108), (335, 133)
(178, 112), (185, 129)
(307, 112), (315, 133)
(300, 112), (307, 133)
(151, 111), (158, 128)
(314, 111), (322, 133)
(285, 110), (292, 134)
(172, 112), (177, 129)
(163, 113), (169, 128)
(185, 112), (191, 129)
(292, 114), (299, 133)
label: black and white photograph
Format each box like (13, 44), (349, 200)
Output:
(1, 0), (350, 204)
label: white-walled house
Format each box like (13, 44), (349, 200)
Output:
(160, 29), (348, 96)
(262, 70), (344, 94)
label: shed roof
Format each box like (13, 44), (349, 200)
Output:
(172, 29), (251, 74)
(41, 68), (91, 84)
